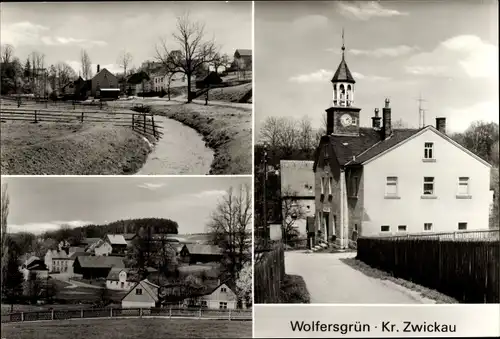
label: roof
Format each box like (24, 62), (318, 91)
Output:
(123, 279), (159, 302)
(331, 56), (355, 84)
(123, 233), (137, 241)
(69, 247), (85, 254)
(82, 238), (101, 245)
(234, 49), (252, 57)
(25, 256), (40, 267)
(280, 160), (315, 197)
(202, 71), (223, 85)
(75, 255), (125, 269)
(93, 68), (115, 79)
(183, 244), (222, 255)
(48, 249), (70, 260)
(69, 251), (91, 260)
(106, 234), (128, 245)
(347, 128), (421, 165)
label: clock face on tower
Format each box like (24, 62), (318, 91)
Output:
(340, 114), (352, 127)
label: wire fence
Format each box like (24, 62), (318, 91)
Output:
(1, 307), (252, 323)
(363, 229), (499, 241)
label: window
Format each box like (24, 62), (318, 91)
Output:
(349, 176), (359, 197)
(424, 142), (434, 159)
(136, 288), (143, 295)
(351, 117), (358, 126)
(121, 282), (124, 288)
(328, 177), (333, 195)
(220, 287), (227, 293)
(423, 177), (434, 195)
(321, 177), (325, 195)
(201, 300), (208, 308)
(458, 222), (467, 230)
(380, 225), (390, 232)
(424, 223), (433, 231)
(458, 177), (470, 196)
(219, 302), (228, 309)
(385, 176), (398, 197)
(398, 225), (407, 232)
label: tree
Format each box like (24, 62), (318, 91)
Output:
(1, 184), (10, 293)
(281, 187), (307, 244)
(208, 185), (252, 282)
(1, 44), (14, 64)
(392, 118), (408, 129)
(55, 62), (77, 92)
(24, 58), (31, 79)
(45, 278), (58, 303)
(260, 117), (282, 151)
(212, 52), (229, 74)
(97, 284), (110, 306)
(27, 272), (44, 304)
(80, 49), (93, 80)
(451, 121), (499, 164)
(2, 239), (24, 310)
(297, 116), (315, 154)
(117, 51), (133, 93)
(235, 261), (251, 308)
(156, 12), (218, 102)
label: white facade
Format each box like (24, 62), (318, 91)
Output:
(185, 283), (238, 310)
(106, 270), (135, 291)
(362, 128), (491, 236)
(286, 199), (315, 237)
(94, 241), (113, 256)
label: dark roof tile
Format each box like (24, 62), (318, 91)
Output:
(331, 57), (355, 84)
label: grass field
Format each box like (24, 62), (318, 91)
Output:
(206, 83), (252, 103)
(0, 120), (151, 175)
(1, 318), (252, 338)
(153, 102), (251, 174)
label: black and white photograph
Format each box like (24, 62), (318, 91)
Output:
(0, 1), (252, 175)
(253, 1), (499, 305)
(0, 176), (252, 338)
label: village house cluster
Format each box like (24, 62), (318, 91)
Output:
(18, 231), (247, 310)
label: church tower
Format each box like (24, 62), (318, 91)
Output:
(326, 30), (361, 136)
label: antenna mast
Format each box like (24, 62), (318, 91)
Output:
(416, 93), (428, 128)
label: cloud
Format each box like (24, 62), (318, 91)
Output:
(1, 21), (49, 46)
(292, 15), (329, 31)
(137, 183), (166, 190)
(289, 69), (333, 83)
(189, 190), (227, 200)
(350, 45), (419, 58)
(41, 36), (107, 47)
(8, 220), (92, 234)
(336, 1), (408, 21)
(352, 72), (391, 81)
(289, 69), (390, 83)
(443, 101), (499, 133)
(1, 21), (107, 48)
(405, 35), (497, 79)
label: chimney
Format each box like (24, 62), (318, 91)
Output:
(372, 108), (381, 129)
(97, 64), (100, 73)
(382, 98), (392, 140)
(436, 117), (446, 134)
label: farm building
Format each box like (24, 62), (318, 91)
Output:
(91, 65), (119, 99)
(73, 255), (125, 279)
(121, 279), (160, 308)
(106, 268), (139, 291)
(233, 49), (252, 70)
(179, 244), (223, 264)
(312, 40), (494, 249)
(20, 256), (49, 281)
(88, 239), (113, 256)
(105, 234), (128, 254)
(183, 280), (238, 310)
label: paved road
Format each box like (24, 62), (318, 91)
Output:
(285, 251), (436, 304)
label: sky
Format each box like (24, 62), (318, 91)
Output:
(1, 1), (251, 75)
(255, 0), (498, 134)
(2, 176), (251, 235)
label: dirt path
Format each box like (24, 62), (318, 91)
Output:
(136, 116), (213, 175)
(285, 251), (437, 304)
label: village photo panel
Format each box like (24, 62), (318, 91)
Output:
(0, 1), (253, 175)
(0, 176), (253, 338)
(253, 0), (498, 308)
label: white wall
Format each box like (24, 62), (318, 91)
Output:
(283, 199), (315, 237)
(205, 300), (237, 310)
(106, 280), (134, 291)
(122, 301), (155, 308)
(95, 242), (112, 256)
(362, 129), (491, 236)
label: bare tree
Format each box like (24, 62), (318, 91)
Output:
(212, 52), (229, 74)
(260, 117), (282, 150)
(55, 62), (77, 92)
(30, 51), (46, 97)
(392, 118), (408, 129)
(279, 118), (299, 156)
(281, 187), (307, 244)
(1, 44), (14, 64)
(156, 12), (218, 102)
(1, 184), (10, 292)
(208, 185), (252, 281)
(297, 116), (315, 153)
(117, 51), (133, 93)
(80, 49), (93, 80)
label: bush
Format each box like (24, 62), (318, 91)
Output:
(131, 105), (152, 113)
(49, 91), (58, 101)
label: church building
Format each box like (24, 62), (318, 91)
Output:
(313, 36), (493, 249)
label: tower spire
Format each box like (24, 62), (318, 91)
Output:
(341, 28), (345, 59)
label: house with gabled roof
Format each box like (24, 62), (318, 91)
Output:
(91, 65), (119, 99)
(73, 255), (125, 279)
(106, 267), (139, 291)
(313, 39), (493, 249)
(179, 244), (223, 264)
(121, 279), (160, 308)
(182, 280), (240, 310)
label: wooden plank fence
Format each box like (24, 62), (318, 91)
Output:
(1, 307), (252, 323)
(357, 236), (500, 303)
(0, 108), (162, 140)
(254, 241), (285, 303)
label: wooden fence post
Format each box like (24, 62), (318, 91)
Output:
(21, 312), (24, 322)
(51, 309), (54, 320)
(81, 309), (83, 318)
(198, 308), (202, 319)
(132, 114), (135, 129)
(34, 110), (38, 123)
(110, 308), (113, 318)
(151, 115), (156, 138)
(143, 114), (146, 134)
(228, 309), (231, 321)
(139, 308), (143, 318)
(169, 306), (171, 319)
(81, 112), (84, 122)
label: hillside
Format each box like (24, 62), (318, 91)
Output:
(206, 83), (252, 103)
